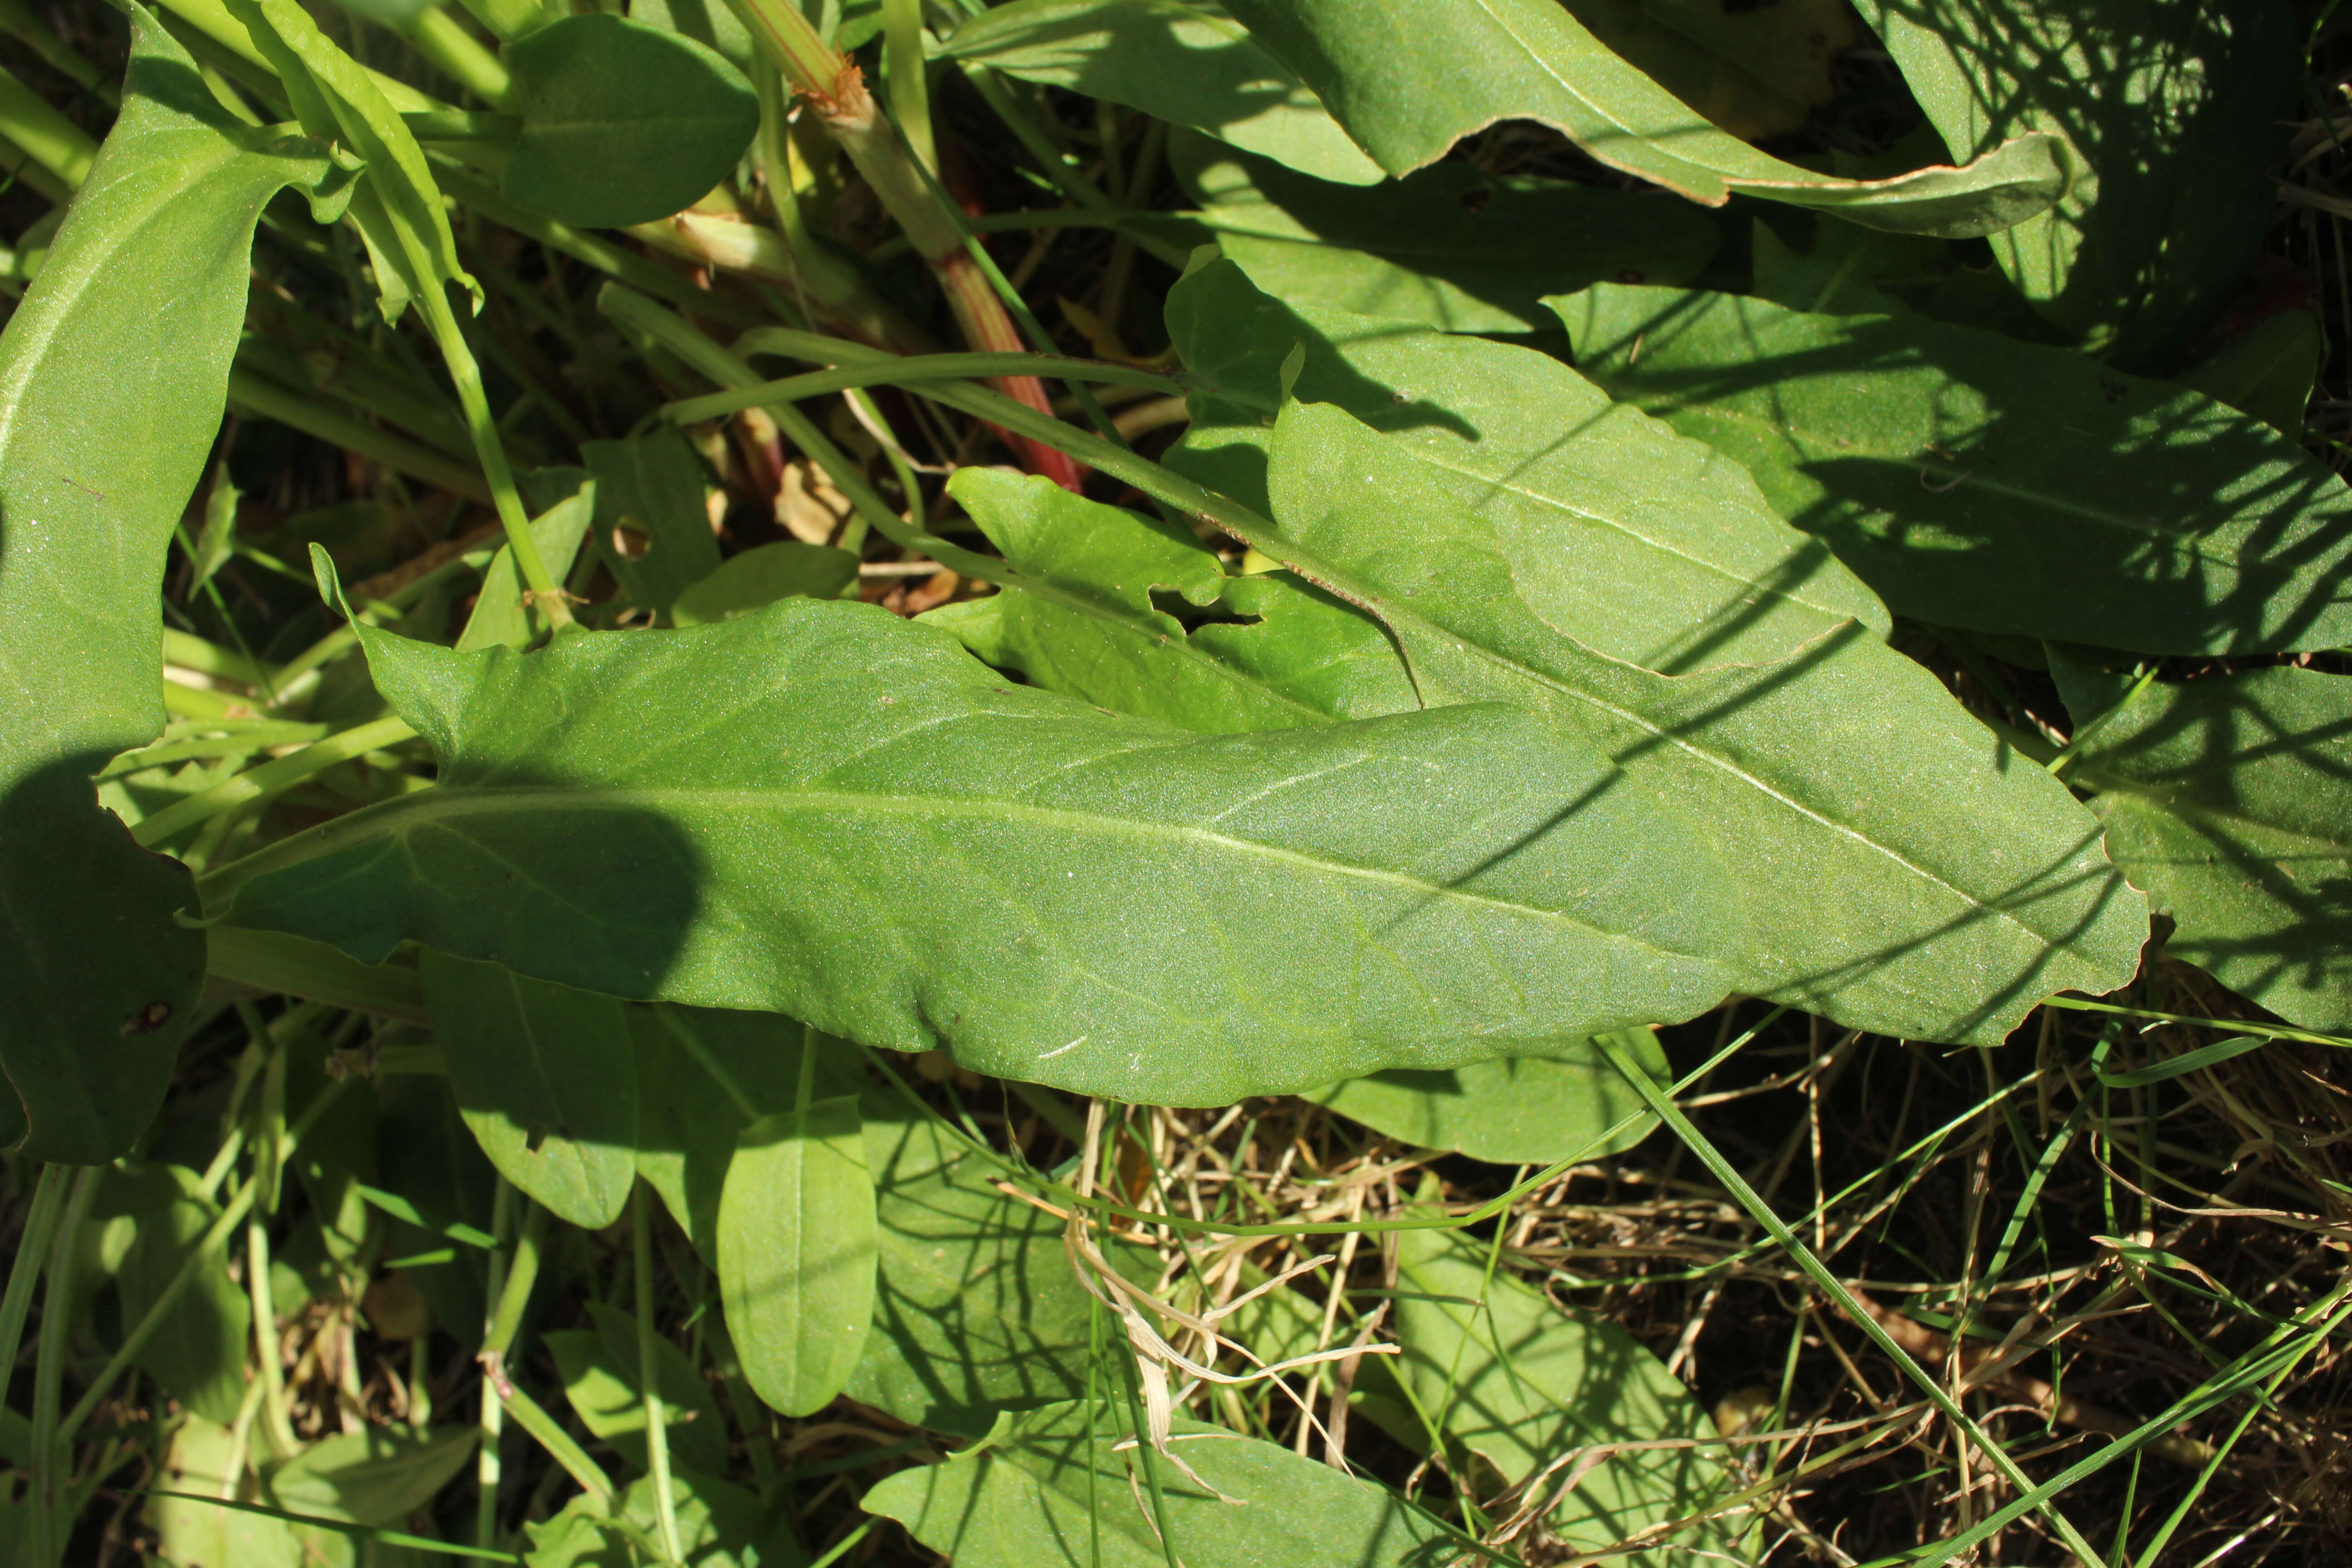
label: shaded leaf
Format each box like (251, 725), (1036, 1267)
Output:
(629, 1009), (1109, 1437)
(525, 1465), (805, 1567)
(0, 8), (334, 1160)
(940, 0), (1381, 186)
(1394, 1224), (1731, 1551)
(720, 1096), (877, 1417)
(1561, 0), (1859, 141)
(1219, 0), (2067, 235)
(672, 541), (858, 627)
(265, 1422), (477, 1526)
(375, 1071), (498, 1351)
(1310, 1028), (1666, 1166)
(2180, 311), (2321, 439)
(847, 1111), (1118, 1437)
(928, 466), (1413, 733)
(1169, 259), (1891, 674)
(2073, 668), (2352, 1033)
(582, 428), (723, 619)
(150, 1416), (312, 1568)
(118, 1190), (252, 1426)
(859, 1399), (1456, 1567)
(219, 588), (1741, 1104)
(1561, 284), (2352, 656)
(546, 1301), (729, 1475)
(1173, 132), (1717, 333)
(1853, 0), (2299, 363)
(502, 15), (760, 230)
(422, 951), (638, 1230)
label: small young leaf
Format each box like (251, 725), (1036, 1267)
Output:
(1561, 283), (2352, 656)
(931, 465), (1413, 733)
(545, 1301), (729, 1475)
(264, 1423), (479, 1527)
(861, 1400), (1459, 1567)
(525, 1465), (793, 1568)
(940, 0), (1383, 185)
(719, 1095), (878, 1417)
(501, 14), (761, 230)
(456, 479), (598, 652)
(1310, 1028), (1666, 1166)
(1394, 1223), (1732, 1551)
(421, 951), (639, 1229)
(671, 541), (858, 627)
(118, 1192), (251, 1427)
(581, 428), (724, 618)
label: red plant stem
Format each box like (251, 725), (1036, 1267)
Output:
(937, 250), (1086, 491)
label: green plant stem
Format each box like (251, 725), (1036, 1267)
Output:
(662, 351), (1181, 422)
(877, 0), (933, 175)
(397, 4), (511, 105)
(0, 0), (116, 103)
(0, 1166), (69, 1402)
(632, 1183), (686, 1565)
(227, 368), (493, 501)
(131, 715), (418, 848)
(455, 0), (549, 41)
(1592, 1034), (2107, 1567)
(495, 1385), (614, 1512)
(0, 66), (95, 189)
(246, 1215), (299, 1455)
(28, 1167), (101, 1568)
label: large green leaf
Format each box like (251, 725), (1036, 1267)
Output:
(1394, 1224), (1731, 1552)
(1250, 392), (2145, 1043)
(2073, 668), (2352, 1034)
(214, 587), (1742, 1105)
(545, 1301), (730, 1475)
(1854, 0), (2299, 363)
(939, 0), (1382, 186)
(1561, 284), (2352, 656)
(1310, 1028), (1665, 1165)
(502, 14), (761, 229)
(1218, 0), (2067, 236)
(1168, 260), (1892, 675)
(927, 466), (1415, 734)
(720, 1097), (877, 1417)
(1560, 0), (1858, 142)
(1171, 132), (1720, 333)
(859, 1400), (1457, 1567)
(0, 6), (337, 1161)
(421, 951), (639, 1229)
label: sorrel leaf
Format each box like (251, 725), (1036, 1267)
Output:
(1853, 0), (2299, 363)
(1171, 132), (1719, 333)
(214, 585), (1744, 1104)
(720, 1097), (878, 1417)
(2073, 667), (2352, 1033)
(502, 14), (761, 229)
(1309, 1028), (1666, 1165)
(1219, 0), (2067, 235)
(860, 1399), (1457, 1567)
(1562, 284), (2352, 655)
(939, 0), (1383, 186)
(0, 7), (334, 1160)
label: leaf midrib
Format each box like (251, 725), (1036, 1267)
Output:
(277, 780), (1707, 959)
